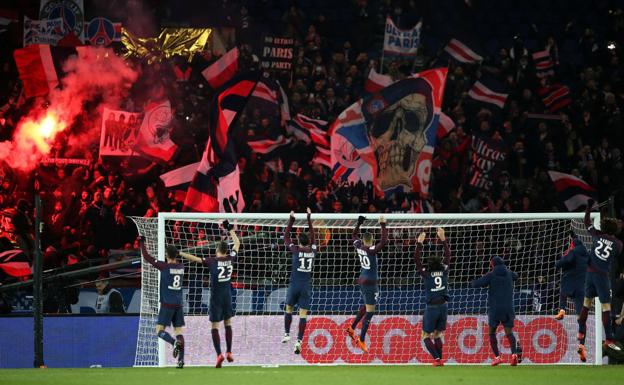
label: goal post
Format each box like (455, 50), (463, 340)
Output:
(131, 212), (602, 367)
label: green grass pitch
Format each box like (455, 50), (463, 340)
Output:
(1, 366), (623, 385)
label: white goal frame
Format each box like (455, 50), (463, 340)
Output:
(145, 212), (603, 366)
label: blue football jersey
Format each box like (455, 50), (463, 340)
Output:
(204, 251), (237, 292)
(159, 263), (184, 306)
(423, 268), (449, 303)
(587, 230), (622, 274)
(352, 223), (388, 284)
(354, 240), (380, 282)
(584, 209), (623, 274)
(284, 214), (318, 285)
(289, 244), (318, 284)
(140, 241), (184, 307)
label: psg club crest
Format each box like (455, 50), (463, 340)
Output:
(87, 18), (118, 46)
(365, 96), (388, 116)
(40, 0), (84, 40)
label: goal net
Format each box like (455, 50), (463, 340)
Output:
(131, 213), (602, 366)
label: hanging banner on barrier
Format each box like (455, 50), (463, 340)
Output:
(168, 315), (595, 366)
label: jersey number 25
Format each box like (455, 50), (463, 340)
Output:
(595, 240), (612, 261)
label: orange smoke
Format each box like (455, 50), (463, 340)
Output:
(0, 110), (67, 171)
(17, 110), (67, 154)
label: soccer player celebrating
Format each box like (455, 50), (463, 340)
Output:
(282, 208), (317, 355)
(180, 220), (240, 368)
(415, 228), (451, 366)
(345, 215), (388, 352)
(471, 256), (522, 366)
(577, 199), (623, 358)
(554, 231), (589, 358)
(139, 238), (186, 369)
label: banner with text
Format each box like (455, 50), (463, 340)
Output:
(260, 36), (294, 72)
(466, 134), (508, 191)
(23, 16), (65, 46)
(383, 16), (422, 56)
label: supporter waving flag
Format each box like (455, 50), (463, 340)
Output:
(330, 68), (448, 197)
(548, 171), (597, 211)
(184, 72), (260, 213)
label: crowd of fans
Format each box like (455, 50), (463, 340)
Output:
(0, 0), (623, 296)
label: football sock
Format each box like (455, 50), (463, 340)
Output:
(506, 333), (518, 354)
(434, 337), (443, 359)
(359, 312), (374, 341)
(424, 338), (440, 359)
(489, 333), (500, 357)
(176, 335), (185, 361)
(284, 313), (292, 334)
(298, 318), (307, 341)
(211, 328), (222, 355)
(225, 325), (233, 353)
(577, 316), (587, 344)
(157, 330), (175, 345)
(351, 306), (366, 329)
(578, 306), (589, 344)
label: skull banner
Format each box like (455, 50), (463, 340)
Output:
(330, 68), (447, 197)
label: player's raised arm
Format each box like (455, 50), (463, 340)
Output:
(307, 207), (316, 246)
(284, 211), (295, 246)
(372, 216), (388, 252)
(139, 237), (166, 270)
(352, 215), (365, 242)
(223, 220), (240, 253)
(556, 234), (576, 269)
(414, 232), (426, 272)
(584, 199), (597, 234)
(179, 251), (203, 264)
(437, 227), (451, 266)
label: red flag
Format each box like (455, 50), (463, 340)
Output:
(184, 73), (259, 212)
(201, 47), (239, 89)
(0, 249), (31, 278)
(444, 38), (483, 63)
(468, 80), (508, 108)
(13, 45), (59, 98)
(548, 171), (596, 211)
(364, 68), (393, 94)
(436, 112), (455, 139)
(538, 84), (571, 113)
